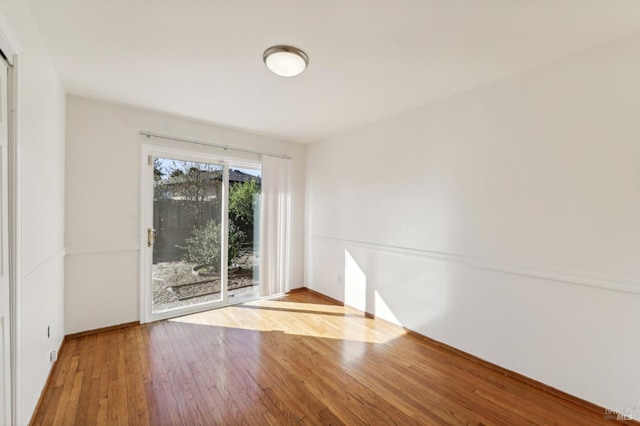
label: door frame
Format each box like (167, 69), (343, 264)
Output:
(0, 18), (21, 426)
(140, 143), (233, 323)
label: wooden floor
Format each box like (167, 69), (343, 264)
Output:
(32, 290), (630, 425)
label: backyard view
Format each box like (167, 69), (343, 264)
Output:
(151, 157), (261, 312)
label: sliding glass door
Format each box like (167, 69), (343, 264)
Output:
(141, 146), (261, 321)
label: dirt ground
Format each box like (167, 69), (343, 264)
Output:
(151, 248), (259, 312)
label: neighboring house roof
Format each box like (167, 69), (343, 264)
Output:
(229, 169), (261, 184)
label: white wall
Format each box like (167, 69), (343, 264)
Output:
(306, 35), (640, 413)
(0, 1), (66, 424)
(65, 96), (305, 334)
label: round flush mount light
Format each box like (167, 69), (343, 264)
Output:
(263, 45), (309, 77)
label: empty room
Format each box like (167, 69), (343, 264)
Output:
(0, 0), (639, 424)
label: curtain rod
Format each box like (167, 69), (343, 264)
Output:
(139, 130), (292, 160)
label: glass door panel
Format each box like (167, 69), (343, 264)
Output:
(227, 167), (261, 302)
(151, 157), (225, 314)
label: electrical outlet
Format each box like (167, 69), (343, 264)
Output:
(50, 350), (57, 363)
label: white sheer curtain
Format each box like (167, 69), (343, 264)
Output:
(260, 155), (292, 297)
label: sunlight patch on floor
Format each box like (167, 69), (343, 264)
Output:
(169, 299), (405, 344)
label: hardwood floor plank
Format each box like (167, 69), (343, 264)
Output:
(72, 337), (97, 425)
(35, 385), (63, 426)
(124, 328), (150, 425)
(51, 355), (80, 426)
(32, 290), (637, 425)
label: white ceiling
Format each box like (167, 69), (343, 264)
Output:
(26, 0), (640, 143)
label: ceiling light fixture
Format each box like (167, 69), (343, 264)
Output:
(263, 45), (309, 77)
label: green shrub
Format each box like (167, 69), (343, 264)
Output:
(227, 222), (245, 264)
(178, 220), (245, 268)
(229, 178), (260, 227)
